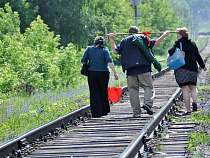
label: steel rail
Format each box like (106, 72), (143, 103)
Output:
(0, 105), (90, 157)
(119, 88), (182, 158)
(119, 42), (210, 158)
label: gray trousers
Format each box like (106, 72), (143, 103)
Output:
(127, 72), (154, 115)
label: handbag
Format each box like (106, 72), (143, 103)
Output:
(81, 63), (89, 76)
(167, 42), (185, 70)
(108, 79), (122, 102)
(81, 47), (89, 76)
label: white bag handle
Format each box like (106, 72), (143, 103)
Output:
(109, 78), (120, 87)
(180, 42), (182, 50)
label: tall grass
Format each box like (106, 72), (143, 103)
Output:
(0, 85), (90, 144)
(0, 69), (127, 144)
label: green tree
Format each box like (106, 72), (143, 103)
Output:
(0, 3), (85, 94)
(84, 0), (135, 64)
(23, 16), (62, 90)
(31, 0), (88, 47)
(167, 0), (191, 27)
(0, 0), (184, 94)
(30, 0), (135, 49)
(139, 0), (178, 55)
(57, 44), (84, 88)
(0, 4), (22, 93)
(0, 3), (20, 38)
(0, 0), (38, 33)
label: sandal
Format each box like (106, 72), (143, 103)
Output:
(192, 101), (197, 112)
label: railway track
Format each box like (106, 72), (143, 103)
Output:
(150, 64), (210, 158)
(22, 69), (179, 158)
(1, 38), (209, 158)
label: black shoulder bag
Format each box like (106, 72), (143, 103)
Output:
(81, 48), (89, 76)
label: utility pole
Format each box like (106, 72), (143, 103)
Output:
(130, 0), (141, 27)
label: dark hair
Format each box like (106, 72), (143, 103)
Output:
(94, 36), (105, 48)
(128, 26), (139, 33)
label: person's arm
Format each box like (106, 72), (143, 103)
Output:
(196, 55), (207, 71)
(81, 47), (89, 63)
(108, 62), (119, 80)
(109, 33), (119, 54)
(154, 31), (170, 46)
(168, 42), (177, 55)
(194, 42), (207, 71)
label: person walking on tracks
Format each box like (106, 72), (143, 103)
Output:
(81, 36), (118, 118)
(109, 26), (170, 117)
(168, 27), (207, 115)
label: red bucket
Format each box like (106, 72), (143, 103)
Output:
(108, 79), (122, 102)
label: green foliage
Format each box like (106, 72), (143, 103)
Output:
(190, 109), (210, 125)
(0, 4), (86, 94)
(57, 43), (85, 88)
(187, 130), (210, 155)
(0, 0), (38, 33)
(167, 0), (191, 27)
(0, 1), (208, 93)
(0, 4), (22, 93)
(139, 0), (178, 56)
(0, 3), (21, 38)
(0, 87), (90, 143)
(195, 36), (209, 51)
(30, 0), (89, 47)
(24, 16), (60, 52)
(168, 0), (210, 40)
(86, 0), (134, 63)
(22, 16), (61, 90)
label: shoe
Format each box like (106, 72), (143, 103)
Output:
(192, 101), (197, 112)
(142, 104), (154, 115)
(133, 114), (141, 118)
(182, 112), (191, 116)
